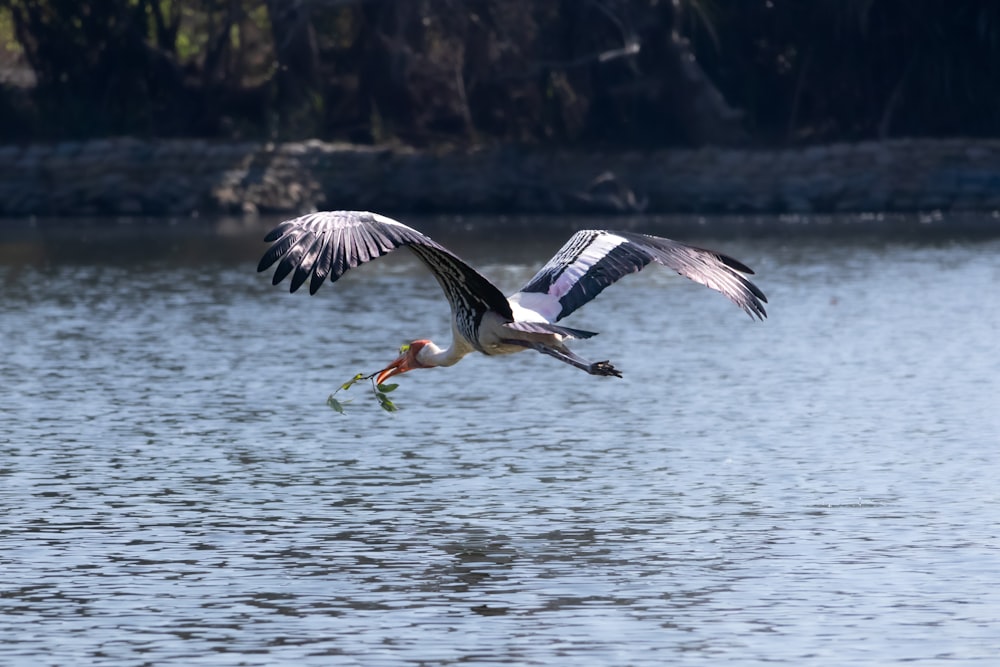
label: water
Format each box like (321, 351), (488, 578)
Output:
(2, 216), (999, 665)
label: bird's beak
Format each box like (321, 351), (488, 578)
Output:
(375, 353), (414, 385)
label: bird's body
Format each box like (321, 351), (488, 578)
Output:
(257, 211), (767, 382)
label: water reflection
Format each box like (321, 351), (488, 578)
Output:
(1, 215), (999, 665)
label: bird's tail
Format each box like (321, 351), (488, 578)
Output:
(502, 321), (598, 340)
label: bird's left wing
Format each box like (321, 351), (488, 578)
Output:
(511, 230), (767, 322)
(257, 211), (512, 318)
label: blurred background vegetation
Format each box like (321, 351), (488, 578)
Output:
(1, 0), (998, 147)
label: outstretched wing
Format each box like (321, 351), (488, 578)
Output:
(257, 211), (513, 322)
(510, 230), (767, 322)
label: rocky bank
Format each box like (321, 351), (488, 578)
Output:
(1, 137), (999, 218)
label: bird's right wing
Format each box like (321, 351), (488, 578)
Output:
(511, 230), (767, 322)
(257, 211), (513, 319)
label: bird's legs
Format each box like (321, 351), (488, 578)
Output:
(500, 339), (623, 378)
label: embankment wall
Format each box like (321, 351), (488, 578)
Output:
(1, 137), (999, 217)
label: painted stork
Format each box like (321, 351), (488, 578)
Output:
(257, 211), (766, 383)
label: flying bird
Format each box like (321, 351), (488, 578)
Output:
(257, 211), (766, 384)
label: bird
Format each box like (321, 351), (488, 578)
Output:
(257, 210), (766, 384)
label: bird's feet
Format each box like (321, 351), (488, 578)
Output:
(589, 360), (623, 378)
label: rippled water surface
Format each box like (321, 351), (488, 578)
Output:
(2, 216), (999, 666)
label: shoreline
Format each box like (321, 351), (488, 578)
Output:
(1, 137), (1000, 219)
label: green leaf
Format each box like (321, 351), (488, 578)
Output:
(331, 370), (403, 413)
(341, 373), (366, 391)
(327, 396), (346, 414)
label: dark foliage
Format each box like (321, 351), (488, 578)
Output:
(1, 0), (998, 146)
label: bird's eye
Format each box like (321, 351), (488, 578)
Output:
(399, 343), (410, 353)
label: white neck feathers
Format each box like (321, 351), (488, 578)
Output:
(417, 340), (469, 368)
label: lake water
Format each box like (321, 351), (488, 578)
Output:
(2, 215), (999, 666)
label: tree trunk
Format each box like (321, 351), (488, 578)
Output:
(645, 0), (747, 146)
(265, 0), (323, 138)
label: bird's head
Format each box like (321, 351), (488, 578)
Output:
(375, 340), (431, 385)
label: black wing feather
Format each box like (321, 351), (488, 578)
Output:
(258, 211), (513, 321)
(329, 225), (348, 281)
(308, 233), (335, 295)
(289, 232), (325, 293)
(263, 220), (296, 243)
(620, 231), (768, 320)
(256, 230), (300, 274)
(517, 229), (767, 321)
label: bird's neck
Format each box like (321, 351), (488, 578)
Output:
(418, 340), (470, 368)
